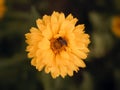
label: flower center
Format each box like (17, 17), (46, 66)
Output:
(50, 37), (67, 54)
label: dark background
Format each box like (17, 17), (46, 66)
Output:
(0, 0), (120, 90)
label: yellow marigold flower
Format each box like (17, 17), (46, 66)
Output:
(25, 11), (90, 78)
(0, 0), (6, 19)
(111, 15), (120, 38)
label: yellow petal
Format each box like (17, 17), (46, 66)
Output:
(38, 38), (50, 50)
(37, 64), (45, 71)
(42, 49), (54, 65)
(72, 49), (87, 59)
(51, 66), (60, 78)
(55, 52), (69, 66)
(60, 50), (69, 59)
(58, 13), (65, 24)
(36, 19), (45, 31)
(67, 69), (73, 76)
(66, 14), (73, 20)
(42, 25), (53, 39)
(45, 65), (51, 73)
(51, 23), (59, 36)
(59, 65), (67, 78)
(73, 24), (85, 33)
(43, 15), (51, 25)
(59, 21), (74, 36)
(30, 27), (40, 33)
(69, 53), (86, 67)
(51, 12), (58, 24)
(31, 58), (37, 66)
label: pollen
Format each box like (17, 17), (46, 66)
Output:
(50, 37), (67, 54)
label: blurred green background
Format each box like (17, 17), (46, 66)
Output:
(0, 0), (120, 90)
